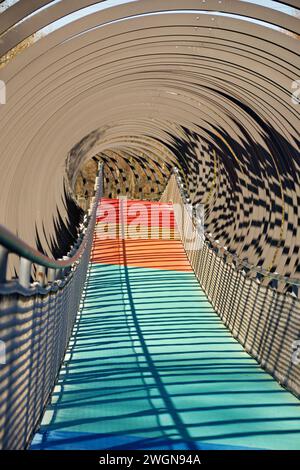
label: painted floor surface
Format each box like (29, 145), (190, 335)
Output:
(31, 199), (300, 450)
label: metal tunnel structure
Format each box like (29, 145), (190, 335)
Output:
(0, 0), (300, 451)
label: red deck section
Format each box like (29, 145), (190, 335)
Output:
(96, 198), (175, 228)
(92, 198), (192, 271)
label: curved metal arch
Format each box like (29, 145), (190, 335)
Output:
(0, 1), (299, 278)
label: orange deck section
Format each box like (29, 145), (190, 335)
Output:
(91, 198), (192, 271)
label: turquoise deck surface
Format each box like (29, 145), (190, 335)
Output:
(31, 263), (300, 450)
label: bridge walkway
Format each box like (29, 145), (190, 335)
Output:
(31, 198), (300, 450)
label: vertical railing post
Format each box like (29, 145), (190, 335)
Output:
(62, 256), (70, 278)
(47, 268), (56, 283)
(19, 257), (31, 288)
(0, 246), (8, 283)
(36, 264), (46, 285)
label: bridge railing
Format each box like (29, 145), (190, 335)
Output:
(161, 170), (300, 398)
(0, 164), (103, 450)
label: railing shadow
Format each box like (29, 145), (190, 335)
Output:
(31, 243), (300, 450)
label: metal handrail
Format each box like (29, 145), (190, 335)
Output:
(173, 167), (300, 289)
(0, 163), (103, 285)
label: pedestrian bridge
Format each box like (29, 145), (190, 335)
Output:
(0, 0), (300, 451)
